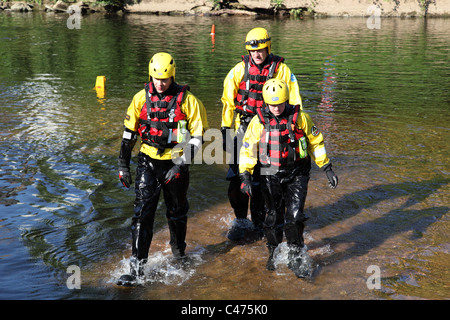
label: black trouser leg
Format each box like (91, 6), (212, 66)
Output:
(227, 124), (254, 221)
(261, 173), (309, 247)
(284, 174), (311, 278)
(261, 175), (284, 247)
(249, 165), (265, 229)
(266, 245), (277, 271)
(261, 175), (283, 270)
(163, 164), (190, 258)
(132, 155), (161, 262)
(228, 174), (249, 219)
(284, 174), (309, 248)
(167, 217), (187, 258)
(228, 166), (265, 228)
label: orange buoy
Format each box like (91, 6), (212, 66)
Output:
(210, 25), (216, 52)
(211, 34), (215, 52)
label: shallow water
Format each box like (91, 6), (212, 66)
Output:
(0, 12), (449, 300)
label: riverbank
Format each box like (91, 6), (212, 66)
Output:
(126, 0), (450, 18)
(1, 0), (450, 17)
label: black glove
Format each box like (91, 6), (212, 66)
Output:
(239, 171), (253, 197)
(164, 164), (186, 184)
(118, 161), (132, 188)
(118, 128), (136, 189)
(323, 163), (338, 189)
(221, 127), (233, 153)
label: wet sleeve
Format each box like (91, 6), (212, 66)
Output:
(182, 92), (208, 139)
(239, 117), (262, 175)
(275, 63), (303, 109)
(123, 89), (146, 132)
(221, 62), (244, 128)
(298, 112), (330, 168)
(170, 92), (207, 164)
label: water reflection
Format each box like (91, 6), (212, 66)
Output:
(318, 56), (337, 112)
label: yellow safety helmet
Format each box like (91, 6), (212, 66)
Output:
(263, 78), (289, 105)
(149, 52), (176, 80)
(245, 27), (271, 54)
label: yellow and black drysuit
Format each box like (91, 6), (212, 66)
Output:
(118, 81), (208, 274)
(221, 54), (302, 238)
(239, 103), (336, 277)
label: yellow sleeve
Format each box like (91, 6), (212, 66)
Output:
(274, 63), (303, 109)
(123, 89), (146, 132)
(239, 116), (263, 175)
(298, 111), (330, 168)
(221, 62), (245, 129)
(181, 91), (209, 138)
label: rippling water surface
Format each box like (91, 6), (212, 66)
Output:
(0, 12), (448, 300)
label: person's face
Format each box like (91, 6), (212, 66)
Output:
(249, 48), (268, 65)
(153, 77), (172, 93)
(268, 102), (286, 116)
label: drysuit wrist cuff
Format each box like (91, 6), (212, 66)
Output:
(322, 163), (332, 172)
(239, 171), (251, 182)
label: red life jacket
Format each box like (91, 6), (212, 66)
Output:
(256, 104), (307, 169)
(138, 82), (188, 155)
(235, 54), (284, 118)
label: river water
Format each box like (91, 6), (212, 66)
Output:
(0, 12), (448, 301)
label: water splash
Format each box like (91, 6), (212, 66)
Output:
(273, 243), (315, 278)
(109, 246), (205, 286)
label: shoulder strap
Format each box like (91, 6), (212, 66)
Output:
(256, 104), (268, 125)
(267, 55), (284, 79)
(242, 55), (251, 82)
(144, 83), (152, 120)
(175, 84), (189, 109)
(287, 104), (300, 143)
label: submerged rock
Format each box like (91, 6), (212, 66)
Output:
(53, 0), (67, 12)
(10, 2), (33, 12)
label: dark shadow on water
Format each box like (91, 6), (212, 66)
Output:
(203, 228), (263, 257)
(306, 177), (449, 265)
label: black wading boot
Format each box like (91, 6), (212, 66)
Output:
(266, 245), (277, 271)
(227, 218), (252, 241)
(287, 246), (311, 279)
(117, 257), (145, 286)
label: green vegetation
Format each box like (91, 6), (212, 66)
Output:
(270, 0), (284, 13)
(417, 0), (434, 16)
(210, 0), (222, 10)
(6, 0), (134, 10)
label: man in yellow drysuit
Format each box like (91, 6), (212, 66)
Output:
(117, 52), (208, 286)
(239, 78), (338, 278)
(221, 27), (302, 241)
